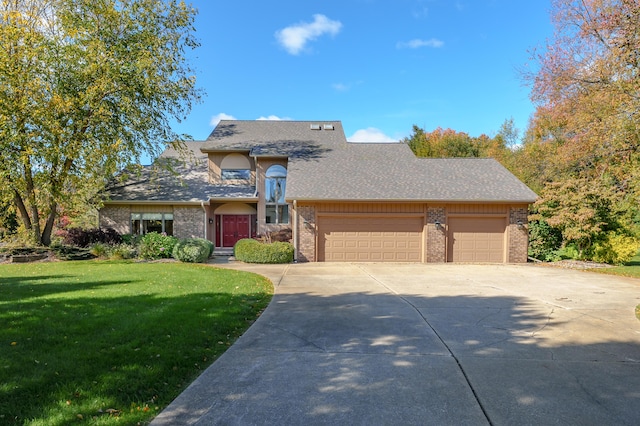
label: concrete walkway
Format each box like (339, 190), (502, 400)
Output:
(152, 262), (640, 425)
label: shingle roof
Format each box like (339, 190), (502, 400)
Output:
(105, 121), (537, 205)
(201, 120), (346, 158)
(286, 142), (538, 203)
(104, 141), (255, 203)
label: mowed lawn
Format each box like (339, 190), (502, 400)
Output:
(0, 261), (273, 425)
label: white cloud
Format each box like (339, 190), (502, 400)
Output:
(275, 14), (342, 55)
(332, 83), (350, 92)
(256, 115), (292, 121)
(396, 38), (444, 49)
(348, 128), (398, 143)
(210, 112), (236, 126)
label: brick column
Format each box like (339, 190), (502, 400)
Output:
(296, 205), (316, 262)
(174, 206), (205, 239)
(427, 207), (446, 263)
(508, 207), (529, 263)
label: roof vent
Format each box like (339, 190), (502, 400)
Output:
(310, 124), (321, 130)
(323, 124), (335, 130)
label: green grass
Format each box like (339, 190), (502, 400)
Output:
(0, 261), (273, 425)
(594, 251), (640, 279)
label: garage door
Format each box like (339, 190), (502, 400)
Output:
(448, 217), (506, 262)
(318, 216), (424, 262)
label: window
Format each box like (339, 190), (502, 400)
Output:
(221, 169), (251, 180)
(131, 213), (174, 235)
(265, 165), (289, 224)
(220, 153), (251, 182)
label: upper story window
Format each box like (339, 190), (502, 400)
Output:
(221, 169), (250, 180)
(221, 153), (251, 182)
(265, 165), (288, 224)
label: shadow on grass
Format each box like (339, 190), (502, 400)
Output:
(0, 264), (271, 425)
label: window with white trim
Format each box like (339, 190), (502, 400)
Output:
(131, 213), (174, 235)
(265, 165), (289, 224)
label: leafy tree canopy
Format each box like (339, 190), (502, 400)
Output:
(0, 0), (201, 245)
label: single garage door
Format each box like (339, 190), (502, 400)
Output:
(448, 217), (506, 262)
(318, 216), (424, 262)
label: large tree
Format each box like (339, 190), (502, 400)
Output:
(0, 0), (200, 245)
(527, 0), (640, 186)
(522, 0), (640, 258)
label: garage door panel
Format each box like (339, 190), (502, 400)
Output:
(448, 217), (506, 263)
(319, 216), (424, 262)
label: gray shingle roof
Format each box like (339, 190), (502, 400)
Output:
(286, 142), (538, 202)
(105, 121), (537, 204)
(201, 120), (346, 158)
(104, 141), (255, 203)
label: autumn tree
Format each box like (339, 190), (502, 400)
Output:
(403, 126), (480, 158)
(0, 0), (200, 245)
(521, 0), (640, 260)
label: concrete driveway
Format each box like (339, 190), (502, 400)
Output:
(152, 263), (640, 425)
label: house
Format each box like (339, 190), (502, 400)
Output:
(100, 120), (537, 263)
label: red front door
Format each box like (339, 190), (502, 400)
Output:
(222, 215), (250, 247)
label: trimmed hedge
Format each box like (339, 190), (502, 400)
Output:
(234, 238), (294, 264)
(173, 238), (214, 263)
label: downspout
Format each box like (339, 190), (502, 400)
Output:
(200, 201), (207, 239)
(252, 155), (259, 198)
(293, 199), (298, 262)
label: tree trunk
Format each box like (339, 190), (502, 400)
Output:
(41, 201), (57, 246)
(13, 191), (32, 230)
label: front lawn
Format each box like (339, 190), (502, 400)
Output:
(0, 261), (273, 425)
(594, 252), (640, 279)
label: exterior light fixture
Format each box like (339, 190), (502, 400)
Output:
(517, 220), (525, 229)
(435, 221), (443, 230)
(208, 218), (214, 224)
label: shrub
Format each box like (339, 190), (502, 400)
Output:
(592, 233), (640, 265)
(138, 232), (178, 260)
(121, 234), (141, 246)
(89, 243), (109, 258)
(63, 228), (122, 247)
(528, 220), (563, 261)
(173, 238), (214, 263)
(234, 238), (294, 264)
(108, 244), (137, 260)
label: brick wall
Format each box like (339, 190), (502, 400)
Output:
(426, 207), (446, 262)
(508, 207), (529, 263)
(174, 206), (205, 239)
(296, 205), (316, 262)
(99, 206), (131, 234)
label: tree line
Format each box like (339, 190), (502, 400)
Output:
(404, 0), (640, 264)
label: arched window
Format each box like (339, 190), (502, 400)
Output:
(221, 153), (251, 180)
(265, 165), (288, 224)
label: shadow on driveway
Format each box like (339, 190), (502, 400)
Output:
(153, 263), (640, 425)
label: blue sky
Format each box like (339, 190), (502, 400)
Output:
(173, 0), (553, 143)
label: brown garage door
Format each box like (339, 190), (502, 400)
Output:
(318, 216), (424, 262)
(448, 217), (506, 262)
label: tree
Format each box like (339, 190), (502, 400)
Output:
(526, 0), (640, 185)
(0, 0), (201, 245)
(403, 126), (480, 158)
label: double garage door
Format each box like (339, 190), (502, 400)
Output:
(317, 215), (506, 263)
(318, 216), (423, 262)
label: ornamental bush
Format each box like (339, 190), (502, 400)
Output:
(592, 233), (640, 265)
(138, 232), (177, 260)
(63, 227), (122, 247)
(234, 238), (294, 264)
(173, 238), (214, 263)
